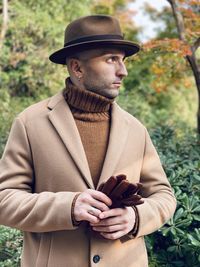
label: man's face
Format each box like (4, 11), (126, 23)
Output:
(78, 48), (128, 99)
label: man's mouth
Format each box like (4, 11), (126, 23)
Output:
(113, 82), (122, 87)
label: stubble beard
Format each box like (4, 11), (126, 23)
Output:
(83, 79), (119, 99)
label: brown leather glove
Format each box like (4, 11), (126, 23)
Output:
(98, 174), (144, 208)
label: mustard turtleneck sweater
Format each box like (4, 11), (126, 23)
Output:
(63, 77), (114, 188)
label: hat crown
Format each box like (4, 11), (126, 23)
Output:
(64, 15), (123, 45)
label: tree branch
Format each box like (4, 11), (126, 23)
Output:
(192, 37), (200, 53)
(167, 0), (186, 41)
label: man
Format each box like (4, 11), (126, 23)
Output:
(0, 15), (176, 267)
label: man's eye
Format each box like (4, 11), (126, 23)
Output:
(107, 57), (117, 63)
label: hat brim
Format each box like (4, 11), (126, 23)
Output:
(49, 39), (140, 64)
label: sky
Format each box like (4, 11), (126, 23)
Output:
(130, 0), (170, 42)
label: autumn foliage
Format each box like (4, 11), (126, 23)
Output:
(139, 0), (200, 132)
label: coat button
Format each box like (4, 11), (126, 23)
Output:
(93, 255), (100, 263)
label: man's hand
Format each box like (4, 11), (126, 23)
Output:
(90, 206), (136, 240)
(74, 189), (112, 224)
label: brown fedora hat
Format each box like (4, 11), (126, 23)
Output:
(49, 15), (140, 65)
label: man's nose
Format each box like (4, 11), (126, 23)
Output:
(116, 61), (128, 77)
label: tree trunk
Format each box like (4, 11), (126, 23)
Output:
(167, 0), (200, 134)
(186, 48), (200, 135)
(0, 0), (9, 51)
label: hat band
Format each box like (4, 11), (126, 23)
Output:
(64, 34), (124, 47)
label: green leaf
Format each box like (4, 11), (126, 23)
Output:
(175, 228), (185, 235)
(192, 206), (200, 212)
(193, 174), (200, 181)
(187, 234), (200, 247)
(174, 208), (184, 221)
(193, 214), (200, 221)
(167, 246), (177, 252)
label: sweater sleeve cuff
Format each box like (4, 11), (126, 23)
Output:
(71, 193), (81, 226)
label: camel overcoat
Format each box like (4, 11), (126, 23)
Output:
(0, 91), (176, 267)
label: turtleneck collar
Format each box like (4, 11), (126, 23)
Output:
(63, 77), (114, 113)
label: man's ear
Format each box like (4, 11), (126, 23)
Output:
(69, 58), (83, 77)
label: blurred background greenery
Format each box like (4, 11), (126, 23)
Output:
(0, 0), (200, 266)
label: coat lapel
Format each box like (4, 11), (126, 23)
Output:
(47, 92), (94, 189)
(97, 102), (130, 188)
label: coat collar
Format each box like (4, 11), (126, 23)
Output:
(47, 91), (130, 189)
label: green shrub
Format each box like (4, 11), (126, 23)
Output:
(146, 125), (200, 267)
(0, 226), (22, 267)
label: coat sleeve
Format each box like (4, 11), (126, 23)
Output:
(133, 128), (177, 238)
(0, 117), (78, 233)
